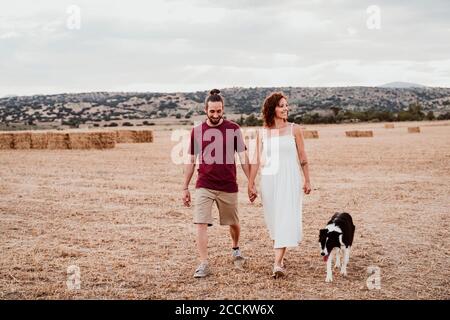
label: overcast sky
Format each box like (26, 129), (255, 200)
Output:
(1, 0), (449, 96)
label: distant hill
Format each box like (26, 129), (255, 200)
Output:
(1, 86), (449, 127)
(379, 82), (426, 88)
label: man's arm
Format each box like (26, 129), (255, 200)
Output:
(182, 154), (196, 207)
(236, 128), (250, 179)
(239, 149), (257, 202)
(238, 151), (250, 180)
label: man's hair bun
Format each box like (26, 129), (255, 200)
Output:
(205, 88), (224, 109)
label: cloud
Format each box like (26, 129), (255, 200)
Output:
(0, 0), (449, 96)
(0, 31), (21, 39)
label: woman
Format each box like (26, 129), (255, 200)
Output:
(248, 92), (311, 278)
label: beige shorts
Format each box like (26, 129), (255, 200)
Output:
(193, 188), (239, 226)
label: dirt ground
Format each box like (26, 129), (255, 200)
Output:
(1, 120), (449, 300)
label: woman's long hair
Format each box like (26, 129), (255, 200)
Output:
(262, 92), (287, 127)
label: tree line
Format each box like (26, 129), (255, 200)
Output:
(236, 103), (450, 126)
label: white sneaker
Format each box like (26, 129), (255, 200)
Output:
(193, 262), (210, 278)
(232, 248), (245, 261)
(232, 249), (246, 269)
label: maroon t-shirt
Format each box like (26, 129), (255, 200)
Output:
(189, 119), (246, 193)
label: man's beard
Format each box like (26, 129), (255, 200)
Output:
(207, 115), (222, 125)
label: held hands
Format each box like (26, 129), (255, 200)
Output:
(248, 183), (258, 203)
(182, 189), (191, 207)
(303, 181), (311, 195)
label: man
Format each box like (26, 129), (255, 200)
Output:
(182, 89), (256, 278)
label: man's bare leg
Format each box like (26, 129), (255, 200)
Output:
(197, 224), (208, 262)
(229, 224), (240, 248)
(193, 223), (210, 278)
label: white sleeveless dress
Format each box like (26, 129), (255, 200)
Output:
(260, 123), (303, 248)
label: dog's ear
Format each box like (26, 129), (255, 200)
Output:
(319, 229), (327, 241)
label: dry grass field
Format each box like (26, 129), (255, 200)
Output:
(1, 121), (449, 300)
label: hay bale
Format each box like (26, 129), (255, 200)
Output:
(12, 132), (32, 149)
(408, 127), (420, 133)
(67, 132), (92, 149)
(47, 132), (70, 149)
(358, 131), (373, 137)
(2, 131), (117, 150)
(115, 130), (134, 143)
(68, 132), (116, 149)
(133, 130), (153, 143)
(303, 130), (319, 139)
(31, 132), (49, 149)
(0, 133), (14, 149)
(116, 130), (153, 143)
(93, 132), (116, 149)
(345, 130), (373, 137)
(384, 123), (395, 129)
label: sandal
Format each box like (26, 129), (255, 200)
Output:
(272, 265), (286, 279)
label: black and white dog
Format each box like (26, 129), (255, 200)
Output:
(319, 212), (355, 282)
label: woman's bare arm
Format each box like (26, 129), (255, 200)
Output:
(247, 129), (262, 201)
(293, 124), (311, 186)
